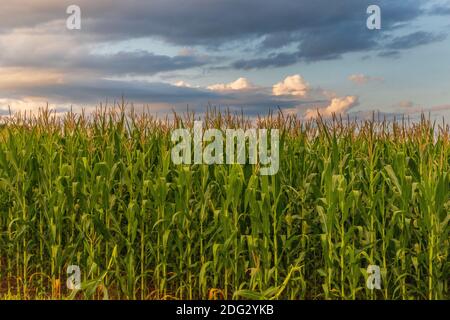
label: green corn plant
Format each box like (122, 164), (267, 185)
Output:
(0, 107), (448, 300)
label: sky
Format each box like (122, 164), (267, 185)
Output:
(1, 0), (450, 121)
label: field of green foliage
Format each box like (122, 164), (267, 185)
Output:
(0, 108), (448, 299)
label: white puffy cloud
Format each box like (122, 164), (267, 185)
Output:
(174, 80), (199, 88)
(207, 77), (254, 91)
(304, 96), (358, 119)
(348, 74), (383, 85)
(178, 47), (196, 56)
(272, 74), (309, 97)
(397, 100), (415, 108)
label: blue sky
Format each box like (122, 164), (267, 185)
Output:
(0, 0), (449, 120)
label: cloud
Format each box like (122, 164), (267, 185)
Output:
(260, 32), (301, 49)
(2, 78), (220, 105)
(232, 52), (300, 70)
(0, 0), (441, 95)
(304, 96), (359, 119)
(428, 3), (450, 15)
(233, 27), (447, 69)
(0, 35), (208, 76)
(0, 1), (446, 121)
(0, 73), (335, 117)
(178, 47), (197, 56)
(174, 81), (195, 88)
(228, 0), (435, 69)
(0, 1), (429, 64)
(76, 51), (208, 76)
(386, 31), (447, 50)
(397, 100), (416, 109)
(207, 77), (255, 91)
(346, 106), (450, 123)
(429, 104), (450, 112)
(390, 101), (450, 114)
(1, 1), (416, 43)
(272, 75), (309, 97)
(378, 50), (401, 58)
(348, 74), (384, 85)
(0, 68), (65, 89)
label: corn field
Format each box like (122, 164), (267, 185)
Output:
(0, 107), (449, 300)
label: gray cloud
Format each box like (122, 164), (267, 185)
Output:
(0, 0), (440, 75)
(5, 79), (217, 104)
(428, 3), (450, 15)
(2, 77), (328, 115)
(259, 32), (301, 50)
(0, 42), (209, 76)
(297, 23), (378, 61)
(378, 50), (401, 58)
(227, 1), (447, 69)
(0, 0), (447, 117)
(70, 51), (208, 76)
(0, 1), (426, 53)
(232, 52), (299, 70)
(233, 28), (447, 69)
(386, 31), (447, 50)
(64, 1), (412, 45)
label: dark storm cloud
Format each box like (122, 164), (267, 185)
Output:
(229, 0), (447, 69)
(227, 0), (442, 69)
(232, 27), (447, 70)
(0, 0), (438, 73)
(80, 0), (391, 45)
(84, 0), (424, 50)
(0, 0), (445, 113)
(296, 22), (378, 61)
(232, 22), (378, 69)
(1, 1), (425, 48)
(233, 25), (374, 69)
